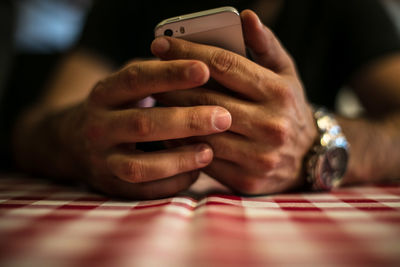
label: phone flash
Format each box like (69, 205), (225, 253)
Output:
(180, 26), (185, 34)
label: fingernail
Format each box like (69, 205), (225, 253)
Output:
(152, 37), (170, 54)
(212, 108), (232, 131)
(196, 144), (213, 165)
(186, 63), (206, 84)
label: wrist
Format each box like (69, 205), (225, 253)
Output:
(304, 107), (350, 191)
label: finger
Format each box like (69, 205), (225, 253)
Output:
(89, 60), (210, 107)
(151, 37), (279, 101)
(204, 159), (283, 195)
(91, 171), (200, 200)
(107, 144), (213, 183)
(155, 88), (290, 143)
(241, 10), (295, 75)
(190, 132), (280, 173)
(102, 106), (231, 146)
(155, 88), (252, 136)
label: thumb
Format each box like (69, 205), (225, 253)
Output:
(241, 9), (295, 75)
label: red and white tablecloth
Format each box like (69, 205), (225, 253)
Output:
(0, 174), (399, 267)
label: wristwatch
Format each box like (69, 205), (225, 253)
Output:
(305, 107), (349, 191)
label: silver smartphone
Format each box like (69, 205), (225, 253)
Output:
(154, 6), (246, 57)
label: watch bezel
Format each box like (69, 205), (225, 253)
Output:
(306, 107), (349, 191)
(312, 146), (349, 190)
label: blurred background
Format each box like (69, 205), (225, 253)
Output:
(0, 0), (92, 99)
(336, 0), (400, 117)
(0, 0), (92, 169)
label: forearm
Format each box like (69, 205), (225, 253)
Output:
(338, 113), (400, 185)
(11, 50), (111, 181)
(12, 104), (86, 181)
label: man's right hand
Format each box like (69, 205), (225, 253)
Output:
(45, 59), (232, 199)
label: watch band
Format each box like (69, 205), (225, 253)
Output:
(306, 107), (349, 191)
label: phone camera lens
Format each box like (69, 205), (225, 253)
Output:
(164, 29), (173, 36)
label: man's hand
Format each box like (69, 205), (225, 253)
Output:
(151, 10), (318, 195)
(15, 59), (232, 199)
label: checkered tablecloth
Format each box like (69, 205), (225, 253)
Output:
(0, 174), (399, 267)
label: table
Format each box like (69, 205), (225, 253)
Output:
(0, 174), (399, 267)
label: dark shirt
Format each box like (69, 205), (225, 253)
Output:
(79, 0), (400, 108)
(0, 0), (15, 171)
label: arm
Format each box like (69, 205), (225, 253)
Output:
(12, 49), (232, 199)
(339, 54), (400, 185)
(13, 50), (112, 179)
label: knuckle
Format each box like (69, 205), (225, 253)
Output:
(124, 65), (142, 90)
(185, 110), (203, 132)
(89, 80), (107, 105)
(273, 120), (290, 145)
(122, 160), (146, 182)
(253, 153), (280, 172)
(253, 70), (267, 91)
(210, 49), (239, 75)
(176, 153), (190, 172)
(130, 114), (153, 137)
(160, 62), (178, 83)
(276, 82), (295, 106)
(167, 63), (180, 81)
(177, 41), (193, 59)
(258, 119), (290, 146)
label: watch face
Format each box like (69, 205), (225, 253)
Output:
(318, 147), (349, 189)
